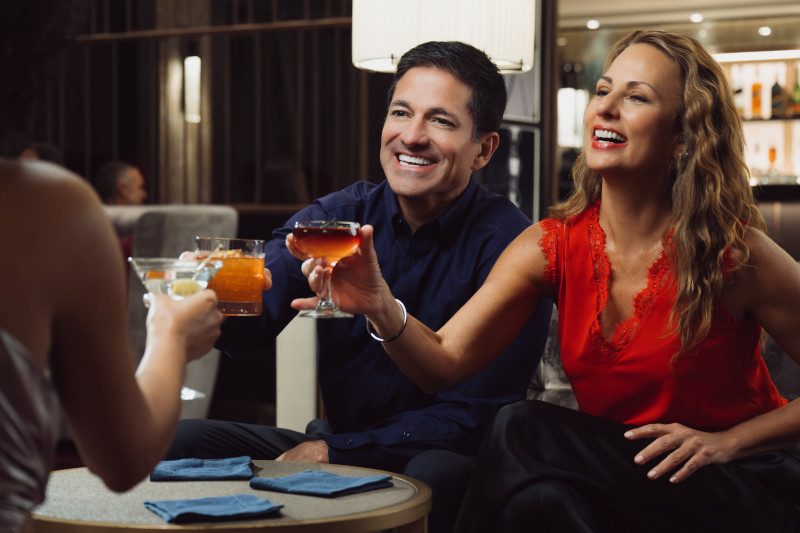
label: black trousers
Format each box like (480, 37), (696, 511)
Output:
(454, 401), (800, 533)
(166, 418), (474, 533)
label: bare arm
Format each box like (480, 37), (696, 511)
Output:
(716, 228), (800, 454)
(46, 173), (222, 491)
(627, 227), (800, 483)
(289, 223), (551, 393)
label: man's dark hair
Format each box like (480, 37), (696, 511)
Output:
(95, 160), (135, 203)
(387, 41), (507, 140)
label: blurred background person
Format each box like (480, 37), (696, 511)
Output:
(94, 160), (147, 205)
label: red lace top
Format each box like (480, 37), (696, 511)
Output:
(539, 203), (786, 429)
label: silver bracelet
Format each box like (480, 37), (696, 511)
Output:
(366, 298), (407, 342)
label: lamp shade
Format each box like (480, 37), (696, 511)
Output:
(352, 0), (535, 74)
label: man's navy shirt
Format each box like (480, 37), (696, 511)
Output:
(217, 178), (551, 470)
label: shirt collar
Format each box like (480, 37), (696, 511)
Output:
(382, 177), (479, 243)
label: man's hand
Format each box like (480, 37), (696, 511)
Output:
(275, 440), (330, 463)
(286, 225), (392, 317)
(625, 423), (738, 484)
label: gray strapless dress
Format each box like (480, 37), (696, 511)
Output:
(0, 328), (59, 532)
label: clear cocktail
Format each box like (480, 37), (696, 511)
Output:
(128, 257), (223, 400)
(128, 257), (223, 304)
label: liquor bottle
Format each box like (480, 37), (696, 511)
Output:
(771, 76), (784, 119)
(731, 64), (745, 117)
(752, 79), (763, 118)
(792, 63), (800, 118)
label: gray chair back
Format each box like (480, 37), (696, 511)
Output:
(106, 204), (238, 419)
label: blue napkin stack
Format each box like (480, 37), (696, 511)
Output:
(144, 494), (282, 523)
(150, 456), (254, 481)
(250, 469), (393, 497)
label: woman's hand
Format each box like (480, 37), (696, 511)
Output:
(287, 224), (391, 317)
(625, 423), (739, 484)
(146, 290), (223, 361)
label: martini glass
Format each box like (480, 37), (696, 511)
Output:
(292, 221), (361, 318)
(128, 257), (223, 400)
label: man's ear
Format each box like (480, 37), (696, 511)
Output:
(471, 132), (500, 170)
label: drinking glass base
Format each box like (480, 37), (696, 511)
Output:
(298, 308), (354, 319)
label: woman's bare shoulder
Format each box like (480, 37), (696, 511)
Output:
(1, 160), (98, 203)
(1, 160), (108, 237)
(490, 220), (560, 297)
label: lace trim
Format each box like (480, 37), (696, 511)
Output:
(538, 218), (562, 289)
(587, 203), (673, 361)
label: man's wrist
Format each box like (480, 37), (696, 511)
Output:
(367, 299), (406, 342)
(367, 292), (406, 341)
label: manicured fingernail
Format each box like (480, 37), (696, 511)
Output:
(669, 476), (677, 483)
(647, 470), (656, 479)
(634, 455), (644, 464)
(624, 431), (633, 438)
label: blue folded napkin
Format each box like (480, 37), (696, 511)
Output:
(249, 469), (393, 497)
(150, 456), (254, 481)
(144, 494), (282, 523)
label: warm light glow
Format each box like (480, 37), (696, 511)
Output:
(183, 55), (201, 123)
(713, 49), (800, 63)
(351, 0), (535, 74)
(689, 13), (704, 23)
(758, 26), (772, 37)
(558, 88), (590, 148)
(586, 19), (600, 30)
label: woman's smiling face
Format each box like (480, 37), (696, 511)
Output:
(584, 43), (683, 179)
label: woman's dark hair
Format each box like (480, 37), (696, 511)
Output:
(387, 41), (507, 140)
(0, 0), (83, 156)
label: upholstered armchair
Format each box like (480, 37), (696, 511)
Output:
(104, 204), (238, 419)
(528, 306), (800, 407)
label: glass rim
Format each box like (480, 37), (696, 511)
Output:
(195, 236), (266, 245)
(293, 220), (360, 228)
(128, 257), (224, 269)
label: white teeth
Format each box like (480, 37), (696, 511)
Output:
(594, 129), (627, 142)
(398, 154), (433, 165)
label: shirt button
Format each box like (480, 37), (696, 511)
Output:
(382, 356), (390, 366)
(401, 431), (411, 439)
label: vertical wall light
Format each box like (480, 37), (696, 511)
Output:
(351, 0), (535, 74)
(183, 52), (201, 124)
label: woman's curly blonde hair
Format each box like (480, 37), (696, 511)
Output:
(550, 30), (765, 358)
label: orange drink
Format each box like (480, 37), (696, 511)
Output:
(293, 226), (361, 264)
(195, 237), (266, 316)
(292, 220), (360, 318)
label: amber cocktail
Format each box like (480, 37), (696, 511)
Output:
(195, 237), (266, 316)
(293, 220), (361, 318)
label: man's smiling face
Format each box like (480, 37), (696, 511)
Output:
(380, 66), (485, 209)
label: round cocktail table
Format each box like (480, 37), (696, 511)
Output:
(32, 460), (431, 532)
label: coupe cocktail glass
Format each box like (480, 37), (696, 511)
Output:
(292, 220), (361, 318)
(128, 257), (223, 400)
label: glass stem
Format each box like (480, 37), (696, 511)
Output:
(322, 266), (333, 304)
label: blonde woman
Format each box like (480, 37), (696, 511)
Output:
(289, 30), (800, 531)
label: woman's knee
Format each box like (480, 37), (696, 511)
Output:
(499, 480), (586, 530)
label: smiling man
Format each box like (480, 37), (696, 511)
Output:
(166, 41), (552, 533)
